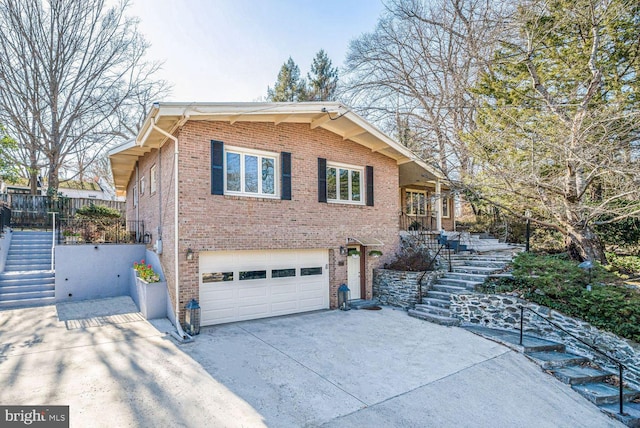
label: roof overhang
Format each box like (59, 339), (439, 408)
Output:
(109, 102), (445, 193)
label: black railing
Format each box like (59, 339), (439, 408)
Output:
(400, 212), (459, 271)
(518, 305), (638, 416)
(57, 219), (145, 245)
(0, 203), (10, 234)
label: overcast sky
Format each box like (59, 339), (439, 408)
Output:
(128, 0), (385, 102)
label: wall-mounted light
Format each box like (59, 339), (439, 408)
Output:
(143, 232), (152, 244)
(339, 246), (348, 256)
(186, 248), (194, 261)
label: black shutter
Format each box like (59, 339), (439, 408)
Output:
(281, 152), (291, 200)
(318, 158), (327, 203)
(211, 140), (224, 195)
(366, 165), (374, 206)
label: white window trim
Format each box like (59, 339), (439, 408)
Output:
(150, 164), (157, 194)
(140, 176), (145, 196)
(223, 145), (279, 198)
(326, 161), (365, 205)
(442, 196), (450, 218)
(405, 188), (428, 216)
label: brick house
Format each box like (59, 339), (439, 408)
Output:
(109, 102), (454, 327)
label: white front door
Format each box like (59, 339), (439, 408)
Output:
(347, 253), (361, 300)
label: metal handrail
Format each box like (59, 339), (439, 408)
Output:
(518, 305), (629, 415)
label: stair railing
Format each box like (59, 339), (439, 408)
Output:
(518, 305), (632, 416)
(49, 212), (56, 271)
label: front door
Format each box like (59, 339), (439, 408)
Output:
(347, 249), (361, 300)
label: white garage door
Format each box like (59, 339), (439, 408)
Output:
(199, 249), (329, 326)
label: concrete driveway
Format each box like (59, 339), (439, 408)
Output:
(0, 298), (621, 427)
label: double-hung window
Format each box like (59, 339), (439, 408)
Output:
(225, 147), (278, 197)
(326, 162), (363, 204)
(405, 190), (427, 216)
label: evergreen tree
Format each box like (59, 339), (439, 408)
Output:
(267, 57), (308, 102)
(307, 49), (338, 101)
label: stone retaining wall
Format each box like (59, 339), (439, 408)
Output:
(451, 293), (640, 388)
(373, 269), (441, 310)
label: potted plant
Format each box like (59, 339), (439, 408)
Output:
(63, 229), (82, 244)
(368, 250), (383, 258)
(131, 259), (166, 320)
(348, 249), (361, 258)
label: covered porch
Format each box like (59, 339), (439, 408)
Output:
(398, 161), (454, 232)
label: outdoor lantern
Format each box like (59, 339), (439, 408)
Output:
(184, 299), (201, 335)
(578, 260), (593, 291)
(186, 248), (194, 261)
(338, 284), (351, 311)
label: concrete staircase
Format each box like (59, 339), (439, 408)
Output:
(465, 326), (640, 427)
(0, 231), (55, 309)
(409, 253), (513, 326)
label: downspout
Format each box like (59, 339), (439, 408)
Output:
(151, 121), (189, 341)
(135, 163), (140, 239)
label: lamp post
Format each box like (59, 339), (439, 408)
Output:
(578, 261), (593, 291)
(525, 210), (532, 252)
(184, 299), (201, 335)
(338, 284), (351, 311)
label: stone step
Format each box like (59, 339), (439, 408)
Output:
(463, 326), (566, 353)
(449, 255), (514, 262)
(599, 402), (640, 427)
(551, 365), (611, 385)
(0, 296), (55, 309)
(414, 303), (452, 317)
(420, 297), (450, 308)
(449, 260), (509, 269)
(525, 351), (589, 369)
(443, 272), (494, 282)
(431, 283), (467, 294)
(572, 382), (640, 405)
(349, 298), (381, 310)
(452, 265), (503, 275)
(408, 309), (460, 326)
(7, 244), (53, 251)
(7, 252), (52, 260)
(436, 278), (483, 290)
(425, 290), (453, 301)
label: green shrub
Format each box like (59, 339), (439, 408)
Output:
(482, 253), (640, 342)
(605, 253), (640, 278)
(75, 203), (121, 219)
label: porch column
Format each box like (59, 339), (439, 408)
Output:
(435, 179), (442, 231)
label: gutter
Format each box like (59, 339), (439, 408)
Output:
(151, 120), (191, 343)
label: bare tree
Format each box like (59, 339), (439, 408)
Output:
(341, 0), (509, 178)
(0, 0), (169, 195)
(468, 0), (640, 262)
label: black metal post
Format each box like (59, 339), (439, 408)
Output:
(620, 364), (624, 415)
(525, 218), (531, 252)
(519, 306), (524, 346)
(447, 243), (452, 272)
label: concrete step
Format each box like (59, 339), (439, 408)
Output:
(526, 351), (589, 369)
(463, 326), (566, 353)
(420, 297), (450, 308)
(408, 309), (460, 326)
(0, 296), (55, 309)
(572, 382), (640, 405)
(349, 298), (381, 310)
(0, 271), (54, 281)
(4, 263), (53, 272)
(0, 283), (55, 294)
(7, 244), (53, 251)
(431, 283), (467, 294)
(6, 255), (52, 263)
(0, 289), (55, 301)
(551, 365), (611, 385)
(414, 304), (452, 317)
(0, 276), (55, 287)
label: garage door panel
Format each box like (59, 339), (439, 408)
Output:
(200, 249), (329, 326)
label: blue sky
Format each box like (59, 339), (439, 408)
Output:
(128, 0), (386, 102)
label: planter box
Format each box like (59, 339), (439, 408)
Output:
(64, 236), (83, 244)
(131, 269), (167, 319)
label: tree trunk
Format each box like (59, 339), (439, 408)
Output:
(47, 164), (59, 196)
(565, 225), (607, 264)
